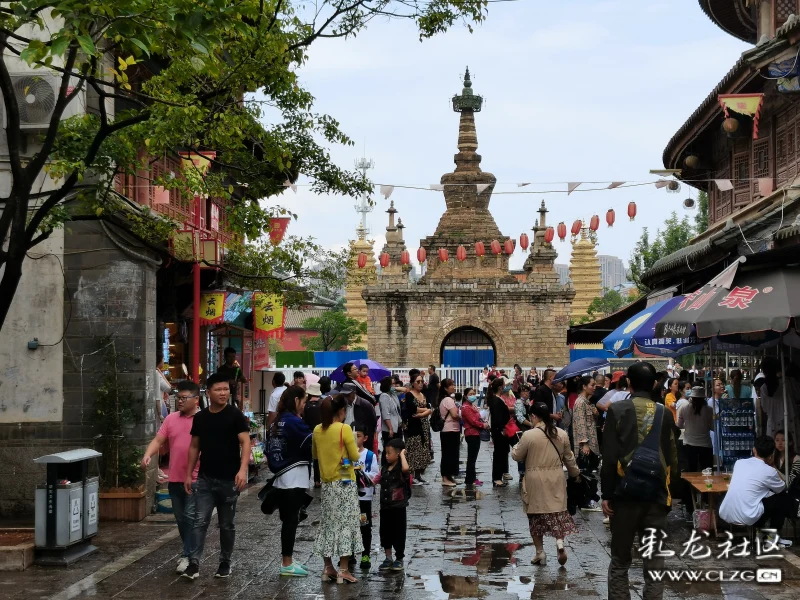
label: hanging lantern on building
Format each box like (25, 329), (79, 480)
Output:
(589, 215), (600, 231)
(417, 247), (427, 263)
(456, 245), (467, 261)
(571, 219), (582, 237)
(722, 117), (739, 134)
(684, 154), (699, 169)
(544, 226), (555, 244)
(400, 250), (410, 265)
(438, 248), (449, 262)
(606, 208), (615, 227)
(474, 241), (485, 258)
(628, 201), (637, 221)
(557, 222), (567, 241)
(357, 252), (367, 269)
(379, 252), (390, 268)
(490, 240), (502, 255)
(504, 239), (514, 255)
(519, 233), (529, 251)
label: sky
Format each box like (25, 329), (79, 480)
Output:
(260, 0), (749, 272)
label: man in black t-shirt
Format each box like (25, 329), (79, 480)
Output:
(426, 365), (440, 408)
(213, 347), (247, 409)
(183, 373), (251, 580)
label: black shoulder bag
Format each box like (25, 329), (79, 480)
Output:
(616, 403), (665, 500)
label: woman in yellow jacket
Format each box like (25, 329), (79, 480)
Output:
(312, 394), (362, 584)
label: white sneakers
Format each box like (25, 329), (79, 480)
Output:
(176, 557), (190, 574)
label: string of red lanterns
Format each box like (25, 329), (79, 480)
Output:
(358, 202), (641, 268)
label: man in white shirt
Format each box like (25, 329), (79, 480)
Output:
(266, 372), (288, 431)
(719, 436), (791, 540)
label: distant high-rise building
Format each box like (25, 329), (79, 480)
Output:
(554, 263), (570, 285)
(597, 255), (627, 291)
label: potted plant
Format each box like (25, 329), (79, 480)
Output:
(90, 338), (147, 522)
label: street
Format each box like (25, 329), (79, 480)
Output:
(3, 439), (800, 599)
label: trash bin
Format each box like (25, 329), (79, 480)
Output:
(33, 449), (101, 566)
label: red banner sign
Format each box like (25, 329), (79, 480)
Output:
(269, 217), (290, 245)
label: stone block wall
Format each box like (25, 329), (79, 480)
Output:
(363, 281), (574, 368)
(0, 221), (159, 516)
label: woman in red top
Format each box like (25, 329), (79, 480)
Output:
(461, 387), (489, 488)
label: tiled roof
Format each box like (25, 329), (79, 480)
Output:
(698, 0), (757, 44)
(285, 307), (329, 329)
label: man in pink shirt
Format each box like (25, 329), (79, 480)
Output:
(142, 380), (201, 574)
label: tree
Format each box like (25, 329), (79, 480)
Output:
(629, 211), (694, 292)
(300, 309), (367, 351)
(0, 0), (487, 332)
(695, 190), (709, 233)
(587, 289), (625, 318)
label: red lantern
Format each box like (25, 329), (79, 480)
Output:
(606, 208), (615, 227)
(571, 219), (582, 236)
(438, 248), (449, 263)
(557, 222), (567, 241)
(357, 252), (367, 269)
(474, 241), (485, 257)
(417, 247), (427, 263)
(519, 233), (529, 251)
(544, 226), (555, 244)
(504, 239), (514, 255)
(379, 252), (390, 268)
(456, 245), (467, 261)
(628, 201), (637, 221)
(490, 240), (502, 255)
(589, 215), (600, 231)
(400, 250), (410, 265)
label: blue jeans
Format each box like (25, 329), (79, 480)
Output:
(168, 482), (197, 557)
(189, 475), (239, 564)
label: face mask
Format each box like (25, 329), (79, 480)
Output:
(504, 385), (513, 393)
(467, 395), (478, 403)
(390, 387), (396, 393)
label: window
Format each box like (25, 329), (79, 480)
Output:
(776, 0), (799, 28)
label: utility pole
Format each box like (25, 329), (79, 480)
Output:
(354, 157), (374, 240)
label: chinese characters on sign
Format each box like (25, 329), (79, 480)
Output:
(253, 293), (285, 341)
(199, 291), (226, 326)
(718, 286), (759, 310)
(639, 529), (784, 561)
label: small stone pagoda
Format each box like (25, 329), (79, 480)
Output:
(344, 223), (377, 350)
(362, 70), (574, 367)
(378, 201), (411, 284)
(568, 225), (602, 321)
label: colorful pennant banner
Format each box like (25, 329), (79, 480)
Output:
(253, 293), (286, 340)
(199, 291), (226, 325)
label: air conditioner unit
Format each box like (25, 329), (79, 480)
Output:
(1, 73), (86, 130)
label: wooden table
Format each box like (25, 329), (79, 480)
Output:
(681, 472), (730, 537)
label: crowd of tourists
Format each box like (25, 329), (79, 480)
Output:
(139, 357), (800, 598)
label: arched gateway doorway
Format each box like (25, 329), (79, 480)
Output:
(440, 326), (496, 368)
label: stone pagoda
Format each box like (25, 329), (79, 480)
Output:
(378, 201), (410, 284)
(362, 69), (574, 367)
(568, 225), (602, 321)
(343, 222), (376, 350)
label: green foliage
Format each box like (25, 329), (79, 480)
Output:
(629, 212), (695, 292)
(587, 289), (625, 318)
(695, 190), (709, 233)
(0, 0), (488, 331)
(89, 337), (143, 488)
(300, 308), (367, 351)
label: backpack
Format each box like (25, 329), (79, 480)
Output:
(616, 403), (666, 500)
(430, 403), (446, 433)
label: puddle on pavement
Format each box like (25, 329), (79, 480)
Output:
(459, 542), (526, 572)
(443, 488), (484, 502)
(415, 572), (596, 599)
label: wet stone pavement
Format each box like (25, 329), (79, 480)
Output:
(4, 438), (800, 599)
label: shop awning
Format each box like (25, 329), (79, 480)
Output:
(567, 296), (647, 345)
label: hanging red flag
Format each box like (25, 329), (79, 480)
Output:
(268, 217), (291, 245)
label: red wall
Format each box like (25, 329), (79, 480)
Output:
(282, 329), (319, 352)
